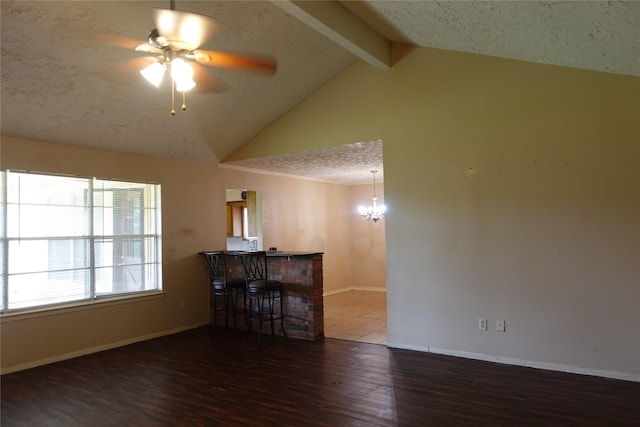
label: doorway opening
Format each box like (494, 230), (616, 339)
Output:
(225, 189), (262, 251)
(324, 290), (387, 345)
(323, 173), (387, 345)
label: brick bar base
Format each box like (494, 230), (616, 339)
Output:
(218, 252), (324, 341)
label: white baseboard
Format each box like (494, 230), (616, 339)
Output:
(386, 341), (640, 383)
(324, 286), (387, 296)
(1, 322), (208, 375)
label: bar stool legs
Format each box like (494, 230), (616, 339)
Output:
(247, 287), (288, 345)
(214, 284), (246, 330)
(239, 251), (288, 345)
(200, 251), (246, 333)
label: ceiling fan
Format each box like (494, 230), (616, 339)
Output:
(129, 0), (276, 115)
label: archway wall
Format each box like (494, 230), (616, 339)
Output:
(228, 44), (640, 379)
(224, 60), (387, 161)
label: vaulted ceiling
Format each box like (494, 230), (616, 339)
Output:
(2, 1), (638, 184)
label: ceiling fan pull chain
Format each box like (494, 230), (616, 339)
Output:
(170, 79), (176, 115)
(132, 1), (276, 114)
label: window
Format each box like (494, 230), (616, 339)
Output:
(0, 171), (162, 313)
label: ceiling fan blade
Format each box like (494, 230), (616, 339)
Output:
(65, 28), (143, 50)
(191, 63), (226, 94)
(194, 50), (277, 75)
(154, 9), (219, 50)
(135, 43), (163, 54)
(81, 29), (143, 51)
(95, 56), (158, 84)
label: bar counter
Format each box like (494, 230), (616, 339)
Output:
(221, 251), (324, 341)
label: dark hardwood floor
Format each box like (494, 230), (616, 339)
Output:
(2, 326), (639, 426)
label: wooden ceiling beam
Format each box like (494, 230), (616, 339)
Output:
(274, 0), (390, 70)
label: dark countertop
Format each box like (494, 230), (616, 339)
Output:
(266, 251), (324, 257)
(202, 250), (323, 257)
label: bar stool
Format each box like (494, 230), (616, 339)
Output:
(199, 251), (246, 331)
(238, 251), (288, 345)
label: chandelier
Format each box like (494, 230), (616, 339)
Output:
(358, 170), (386, 222)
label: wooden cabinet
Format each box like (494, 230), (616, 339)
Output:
(226, 201), (246, 237)
(226, 190), (258, 238)
(245, 190), (257, 238)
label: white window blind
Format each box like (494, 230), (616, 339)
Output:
(0, 171), (162, 312)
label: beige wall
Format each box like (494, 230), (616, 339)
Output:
(3, 43), (638, 380)
(221, 168), (354, 294)
(227, 45), (640, 380)
(0, 137), (354, 372)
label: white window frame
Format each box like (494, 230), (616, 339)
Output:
(0, 170), (162, 314)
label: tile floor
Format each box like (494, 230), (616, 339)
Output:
(323, 290), (388, 345)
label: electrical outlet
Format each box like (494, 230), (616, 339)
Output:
(496, 319), (506, 332)
(478, 318), (487, 330)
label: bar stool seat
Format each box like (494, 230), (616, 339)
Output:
(238, 251), (288, 345)
(200, 251), (246, 331)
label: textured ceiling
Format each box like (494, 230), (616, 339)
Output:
(344, 0), (640, 76)
(2, 1), (638, 184)
(1, 1), (356, 163)
(223, 139), (383, 185)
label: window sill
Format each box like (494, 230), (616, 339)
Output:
(0, 291), (166, 322)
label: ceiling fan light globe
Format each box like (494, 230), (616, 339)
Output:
(140, 62), (165, 87)
(171, 58), (195, 91)
(175, 78), (196, 92)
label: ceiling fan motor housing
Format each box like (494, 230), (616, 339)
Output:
(148, 28), (166, 49)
